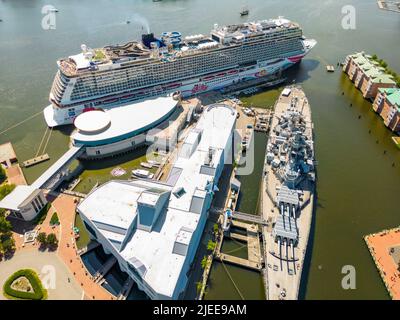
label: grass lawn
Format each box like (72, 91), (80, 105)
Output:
(240, 87), (283, 109)
(73, 148), (157, 194)
(74, 213), (91, 250)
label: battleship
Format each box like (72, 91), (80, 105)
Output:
(44, 17), (316, 127)
(262, 86), (315, 300)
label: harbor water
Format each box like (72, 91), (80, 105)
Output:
(1, 0), (400, 299)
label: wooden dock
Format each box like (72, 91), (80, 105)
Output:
(216, 253), (261, 271)
(215, 219), (263, 271)
(23, 154), (50, 167)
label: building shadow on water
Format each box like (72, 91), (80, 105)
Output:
(298, 174), (319, 300)
(284, 59), (320, 84)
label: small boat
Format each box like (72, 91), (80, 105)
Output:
(132, 169), (154, 179)
(240, 7), (249, 16)
(140, 162), (153, 169)
(148, 160), (161, 167)
(126, 20), (131, 24)
(49, 8), (59, 12)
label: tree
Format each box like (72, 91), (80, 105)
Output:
(201, 256), (208, 269)
(207, 240), (217, 252)
(46, 233), (58, 247)
(1, 237), (15, 254)
(36, 232), (47, 245)
(213, 223), (219, 235)
(0, 166), (6, 183)
(196, 281), (203, 295)
(0, 216), (12, 234)
(0, 184), (15, 201)
(371, 54), (378, 61)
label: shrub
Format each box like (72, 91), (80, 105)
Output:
(201, 256), (208, 269)
(50, 212), (59, 226)
(3, 269), (47, 300)
(36, 232), (47, 245)
(0, 216), (12, 233)
(0, 237), (15, 254)
(0, 184), (15, 201)
(207, 240), (217, 251)
(46, 233), (58, 247)
(0, 166), (6, 183)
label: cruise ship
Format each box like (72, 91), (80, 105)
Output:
(44, 17), (316, 127)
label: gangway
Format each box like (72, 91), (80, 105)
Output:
(31, 145), (84, 190)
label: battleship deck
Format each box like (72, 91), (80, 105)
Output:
(261, 86), (315, 300)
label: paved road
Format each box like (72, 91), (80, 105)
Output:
(0, 249), (83, 300)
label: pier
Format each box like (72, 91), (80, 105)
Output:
(365, 227), (400, 300)
(22, 154), (50, 168)
(215, 218), (263, 271)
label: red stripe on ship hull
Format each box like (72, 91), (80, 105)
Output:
(288, 54), (305, 63)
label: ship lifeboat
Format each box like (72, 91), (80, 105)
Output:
(103, 98), (119, 104)
(228, 70), (239, 75)
(82, 107), (96, 113)
(120, 93), (134, 100)
(216, 72), (226, 78)
(166, 82), (182, 89)
(203, 75), (215, 81)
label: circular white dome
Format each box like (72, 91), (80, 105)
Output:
(74, 110), (111, 133)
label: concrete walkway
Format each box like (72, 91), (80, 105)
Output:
(0, 249), (83, 300)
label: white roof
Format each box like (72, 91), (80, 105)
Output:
(78, 103), (237, 298)
(74, 110), (111, 133)
(72, 96), (177, 144)
(69, 53), (91, 70)
(0, 185), (37, 211)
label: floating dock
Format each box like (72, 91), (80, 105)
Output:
(326, 65), (335, 72)
(216, 219), (263, 271)
(22, 154), (50, 168)
(377, 0), (400, 13)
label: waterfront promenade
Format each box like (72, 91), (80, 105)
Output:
(365, 227), (400, 300)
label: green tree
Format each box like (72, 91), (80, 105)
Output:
(0, 166), (6, 183)
(207, 240), (217, 252)
(46, 233), (58, 247)
(213, 223), (219, 235)
(201, 256), (208, 269)
(0, 237), (15, 254)
(0, 184), (15, 201)
(371, 54), (378, 61)
(0, 216), (12, 234)
(196, 281), (203, 295)
(36, 232), (47, 245)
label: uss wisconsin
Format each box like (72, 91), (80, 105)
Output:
(262, 86), (315, 300)
(44, 17), (316, 127)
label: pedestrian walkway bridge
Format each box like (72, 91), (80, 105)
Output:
(31, 145), (84, 190)
(210, 207), (268, 225)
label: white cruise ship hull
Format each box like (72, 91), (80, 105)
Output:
(44, 52), (310, 127)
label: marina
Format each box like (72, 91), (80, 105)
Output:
(1, 0), (400, 301)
